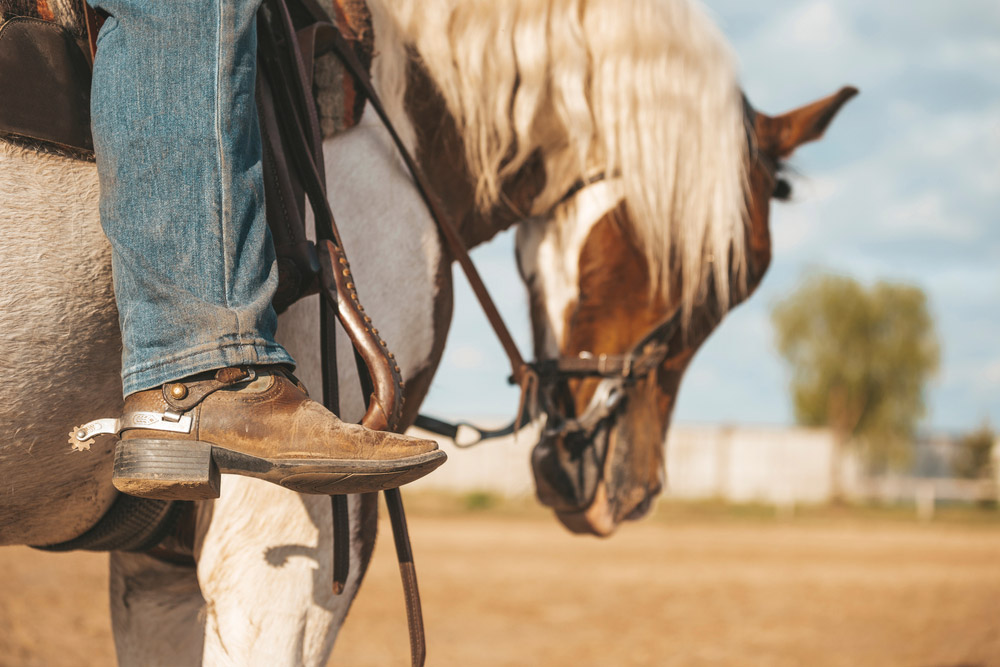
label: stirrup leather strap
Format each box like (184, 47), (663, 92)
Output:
(256, 1), (426, 664)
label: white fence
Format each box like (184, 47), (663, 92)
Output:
(407, 421), (539, 497)
(407, 420), (999, 507)
(661, 424), (853, 504)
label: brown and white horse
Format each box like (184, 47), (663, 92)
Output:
(0, 0), (853, 662)
(381, 0), (856, 536)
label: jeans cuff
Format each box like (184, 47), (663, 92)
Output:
(121, 341), (296, 397)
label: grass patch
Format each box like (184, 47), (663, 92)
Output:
(462, 491), (499, 511)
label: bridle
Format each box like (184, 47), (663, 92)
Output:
(517, 173), (682, 439)
(528, 308), (680, 440)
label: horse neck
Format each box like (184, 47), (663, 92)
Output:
(403, 59), (545, 252)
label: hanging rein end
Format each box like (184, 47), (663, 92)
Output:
(330, 493), (350, 596)
(317, 238), (408, 599)
(317, 240), (424, 663)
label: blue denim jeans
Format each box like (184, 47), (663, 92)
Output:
(88, 0), (295, 396)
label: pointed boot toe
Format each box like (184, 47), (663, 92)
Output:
(111, 366), (446, 499)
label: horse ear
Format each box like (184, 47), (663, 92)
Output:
(762, 86), (858, 158)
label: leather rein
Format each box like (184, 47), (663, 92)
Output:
(323, 30), (682, 445)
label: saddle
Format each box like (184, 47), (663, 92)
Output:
(0, 0), (371, 312)
(0, 0), (371, 146)
(3, 1), (427, 664)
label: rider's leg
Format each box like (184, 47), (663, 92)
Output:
(89, 0), (287, 394)
(86, 0), (444, 499)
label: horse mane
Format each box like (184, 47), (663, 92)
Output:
(369, 0), (748, 319)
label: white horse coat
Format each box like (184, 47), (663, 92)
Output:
(0, 94), (443, 665)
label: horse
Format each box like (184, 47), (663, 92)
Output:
(380, 0), (855, 536)
(0, 0), (854, 663)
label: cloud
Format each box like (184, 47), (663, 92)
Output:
(782, 1), (851, 50)
(448, 345), (487, 371)
(880, 193), (979, 241)
(769, 174), (841, 253)
(732, 0), (904, 108)
(774, 100), (1000, 267)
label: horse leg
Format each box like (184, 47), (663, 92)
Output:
(109, 552), (205, 666)
(194, 478), (376, 666)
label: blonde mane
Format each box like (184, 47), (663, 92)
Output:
(369, 0), (748, 316)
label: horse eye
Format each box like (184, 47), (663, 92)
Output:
(773, 178), (792, 201)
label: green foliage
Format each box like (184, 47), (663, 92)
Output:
(462, 490), (499, 511)
(772, 274), (940, 472)
(953, 423), (996, 480)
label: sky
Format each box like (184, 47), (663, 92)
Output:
(419, 0), (1000, 434)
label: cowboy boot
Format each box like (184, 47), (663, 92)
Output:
(102, 365), (445, 499)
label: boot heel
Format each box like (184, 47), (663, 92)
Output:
(112, 439), (221, 500)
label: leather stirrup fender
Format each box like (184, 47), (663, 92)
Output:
(0, 17), (93, 152)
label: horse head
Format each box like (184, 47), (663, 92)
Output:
(515, 88), (857, 535)
(380, 0), (856, 535)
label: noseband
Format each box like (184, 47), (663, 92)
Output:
(528, 308), (681, 439)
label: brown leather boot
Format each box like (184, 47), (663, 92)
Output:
(107, 366), (445, 499)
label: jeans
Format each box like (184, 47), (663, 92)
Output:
(88, 0), (295, 397)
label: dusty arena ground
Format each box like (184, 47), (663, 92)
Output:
(2, 498), (999, 666)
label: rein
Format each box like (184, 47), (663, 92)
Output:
(321, 27), (532, 384)
(324, 29), (684, 446)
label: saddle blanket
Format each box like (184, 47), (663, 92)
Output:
(0, 0), (372, 140)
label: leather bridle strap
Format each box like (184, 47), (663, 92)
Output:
(530, 309), (681, 381)
(413, 410), (534, 449)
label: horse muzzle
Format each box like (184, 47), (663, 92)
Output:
(530, 421), (610, 514)
(530, 416), (663, 536)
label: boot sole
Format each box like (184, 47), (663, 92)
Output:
(112, 439), (447, 500)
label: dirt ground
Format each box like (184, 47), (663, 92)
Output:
(2, 504), (999, 666)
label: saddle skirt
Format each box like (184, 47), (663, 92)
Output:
(0, 1), (82, 38)
(0, 0), (373, 144)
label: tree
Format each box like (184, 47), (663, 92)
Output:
(953, 423), (996, 480)
(771, 274), (940, 493)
